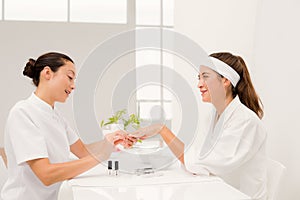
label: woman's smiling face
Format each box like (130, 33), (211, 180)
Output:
(197, 65), (225, 104)
(198, 66), (215, 103)
(49, 61), (76, 103)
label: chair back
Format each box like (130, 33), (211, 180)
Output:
(267, 158), (286, 200)
(0, 155), (8, 198)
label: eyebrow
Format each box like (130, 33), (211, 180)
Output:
(200, 72), (210, 76)
(67, 70), (75, 75)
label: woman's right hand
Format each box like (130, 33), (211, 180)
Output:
(128, 124), (165, 140)
(104, 130), (126, 145)
(104, 130), (137, 149)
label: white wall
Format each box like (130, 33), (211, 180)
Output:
(254, 0), (300, 199)
(174, 0), (300, 199)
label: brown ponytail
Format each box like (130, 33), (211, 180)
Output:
(210, 52), (264, 119)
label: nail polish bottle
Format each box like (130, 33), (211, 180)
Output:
(114, 161), (119, 176)
(108, 160), (112, 175)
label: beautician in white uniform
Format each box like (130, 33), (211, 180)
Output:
(131, 52), (267, 200)
(1, 52), (129, 200)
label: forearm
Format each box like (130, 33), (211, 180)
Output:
(46, 156), (99, 184)
(28, 155), (99, 186)
(29, 140), (115, 186)
(72, 135), (118, 161)
(159, 126), (185, 164)
(29, 131), (127, 186)
(70, 139), (90, 158)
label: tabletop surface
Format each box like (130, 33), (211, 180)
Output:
(63, 164), (251, 200)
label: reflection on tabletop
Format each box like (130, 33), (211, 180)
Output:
(59, 161), (250, 200)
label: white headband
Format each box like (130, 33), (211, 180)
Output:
(209, 56), (240, 87)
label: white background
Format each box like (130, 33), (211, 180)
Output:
(0, 0), (299, 199)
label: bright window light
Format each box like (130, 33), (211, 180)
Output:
(5, 0), (67, 22)
(137, 85), (161, 101)
(163, 0), (174, 26)
(0, 0), (2, 20)
(136, 0), (161, 25)
(136, 50), (161, 100)
(70, 0), (127, 24)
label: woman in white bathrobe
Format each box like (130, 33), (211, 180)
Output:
(131, 52), (267, 200)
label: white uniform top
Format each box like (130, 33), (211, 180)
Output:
(185, 96), (267, 200)
(1, 93), (79, 200)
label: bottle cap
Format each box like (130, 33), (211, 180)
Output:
(108, 160), (112, 170)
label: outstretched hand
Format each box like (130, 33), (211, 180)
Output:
(104, 124), (165, 149)
(128, 123), (165, 140)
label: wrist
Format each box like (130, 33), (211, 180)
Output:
(104, 134), (114, 144)
(159, 125), (167, 136)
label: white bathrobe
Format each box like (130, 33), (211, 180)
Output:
(185, 96), (267, 200)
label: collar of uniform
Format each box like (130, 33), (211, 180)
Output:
(212, 96), (241, 118)
(29, 92), (55, 113)
(199, 96), (242, 158)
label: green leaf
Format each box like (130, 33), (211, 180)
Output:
(100, 120), (104, 127)
(100, 109), (141, 131)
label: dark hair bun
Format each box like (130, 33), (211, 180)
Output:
(23, 58), (36, 78)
